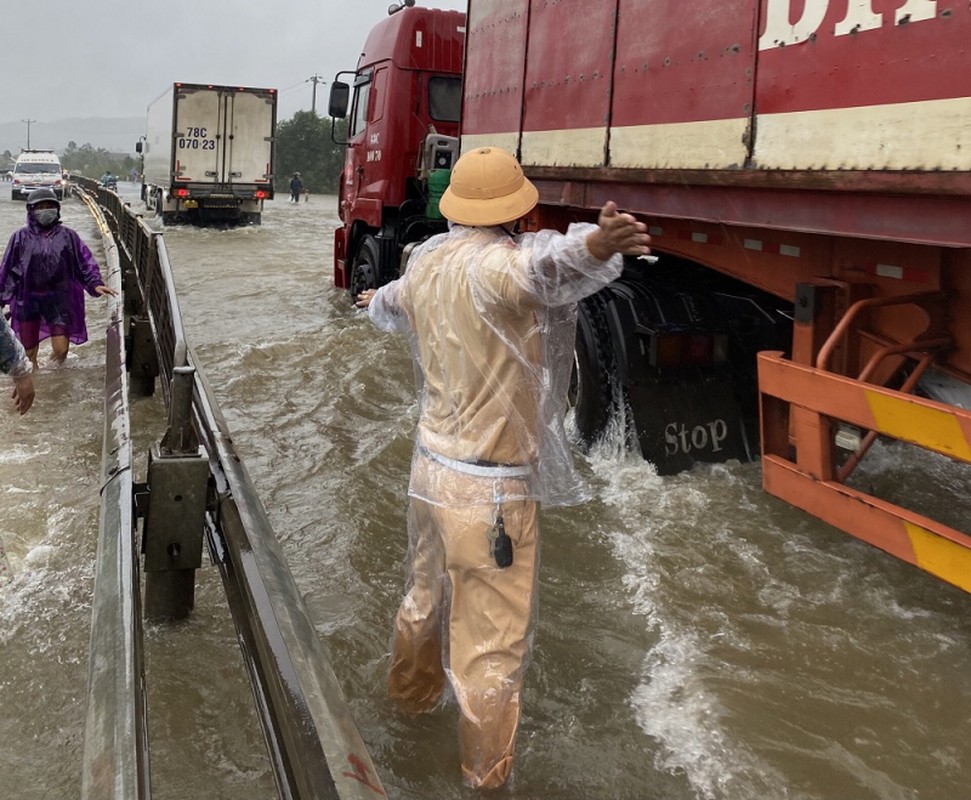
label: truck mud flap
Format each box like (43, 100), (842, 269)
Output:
(626, 378), (751, 475)
(590, 269), (778, 473)
(196, 203), (242, 226)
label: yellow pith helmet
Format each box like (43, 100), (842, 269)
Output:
(439, 146), (539, 226)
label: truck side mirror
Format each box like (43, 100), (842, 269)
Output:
(135, 141), (143, 154)
(328, 82), (350, 119)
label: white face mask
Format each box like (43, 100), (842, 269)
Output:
(33, 208), (59, 227)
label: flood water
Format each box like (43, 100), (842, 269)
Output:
(1, 184), (969, 800)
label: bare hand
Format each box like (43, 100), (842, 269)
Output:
(355, 289), (377, 308)
(94, 285), (118, 297)
(586, 201), (652, 261)
(12, 374), (34, 415)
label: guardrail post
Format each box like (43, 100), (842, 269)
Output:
(142, 367), (209, 621)
(119, 246), (142, 318)
(128, 316), (159, 396)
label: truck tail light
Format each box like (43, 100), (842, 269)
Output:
(174, 188), (190, 198)
(254, 189), (268, 199)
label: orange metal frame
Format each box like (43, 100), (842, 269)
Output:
(758, 290), (971, 593)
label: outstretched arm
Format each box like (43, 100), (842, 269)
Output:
(356, 280), (409, 333)
(512, 201), (652, 308)
(73, 233), (115, 297)
(1, 314), (34, 415)
(355, 288), (377, 309)
(12, 373), (34, 415)
(585, 201), (652, 261)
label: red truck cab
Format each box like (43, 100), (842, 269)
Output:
(329, 3), (465, 292)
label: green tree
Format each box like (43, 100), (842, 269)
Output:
(60, 143), (136, 179)
(274, 111), (347, 196)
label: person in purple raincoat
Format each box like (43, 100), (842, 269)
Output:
(0, 187), (116, 367)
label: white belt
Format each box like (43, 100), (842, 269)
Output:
(417, 445), (532, 479)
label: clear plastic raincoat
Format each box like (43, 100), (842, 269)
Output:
(0, 313), (30, 379)
(367, 221), (623, 788)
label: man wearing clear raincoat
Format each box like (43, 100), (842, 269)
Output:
(357, 146), (651, 789)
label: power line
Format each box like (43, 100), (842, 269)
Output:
(278, 80), (308, 95)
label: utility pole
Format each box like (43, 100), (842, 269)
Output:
(307, 75), (325, 115)
(21, 118), (36, 150)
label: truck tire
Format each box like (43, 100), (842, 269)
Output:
(571, 294), (619, 448)
(156, 192), (177, 225)
(350, 235), (381, 297)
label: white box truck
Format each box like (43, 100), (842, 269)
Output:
(138, 82), (276, 225)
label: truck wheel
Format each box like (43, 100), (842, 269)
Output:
(571, 294), (619, 448)
(156, 193), (177, 225)
(350, 235), (381, 297)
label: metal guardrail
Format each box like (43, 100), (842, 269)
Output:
(78, 178), (387, 799)
(78, 187), (151, 800)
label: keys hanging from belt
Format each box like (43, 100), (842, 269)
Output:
(489, 484), (514, 568)
(489, 508), (513, 568)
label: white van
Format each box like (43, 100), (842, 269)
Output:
(11, 150), (65, 201)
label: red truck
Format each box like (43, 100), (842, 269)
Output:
(328, 1), (464, 294)
(330, 0), (971, 593)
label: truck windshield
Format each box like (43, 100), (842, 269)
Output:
(428, 76), (461, 123)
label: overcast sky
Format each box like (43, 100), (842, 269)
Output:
(0, 0), (466, 124)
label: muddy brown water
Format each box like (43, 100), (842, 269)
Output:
(1, 186), (968, 799)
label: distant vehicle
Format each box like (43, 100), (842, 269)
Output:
(138, 82), (277, 226)
(11, 150), (65, 201)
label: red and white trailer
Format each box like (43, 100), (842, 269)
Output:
(335, 1), (971, 593)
